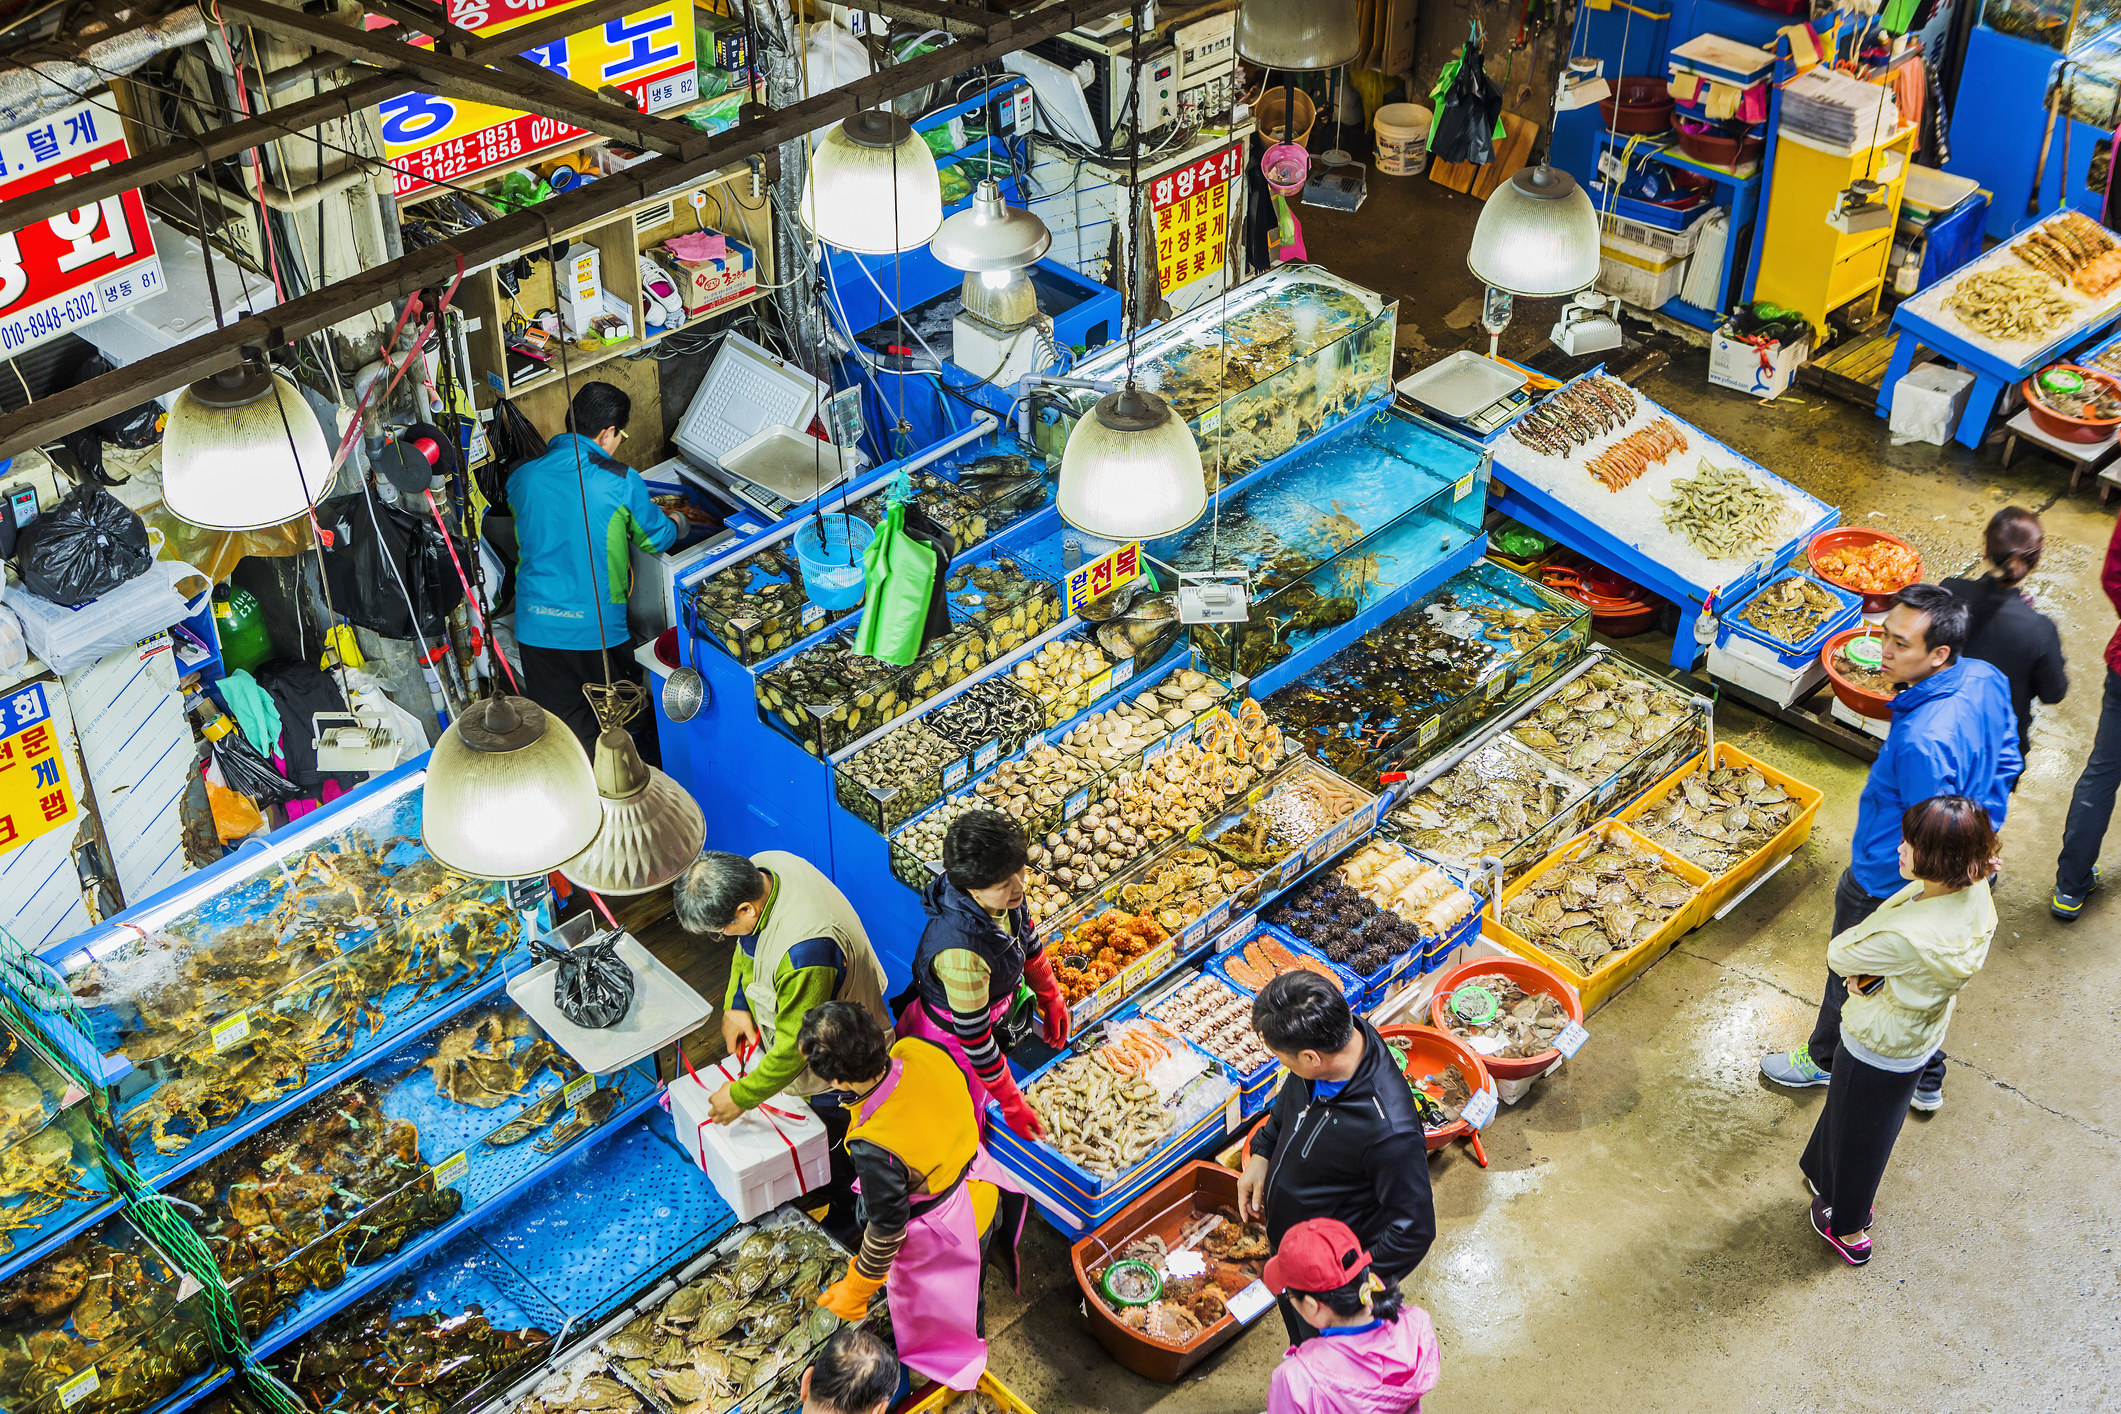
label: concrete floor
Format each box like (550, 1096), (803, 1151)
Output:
(977, 168), (2121, 1411)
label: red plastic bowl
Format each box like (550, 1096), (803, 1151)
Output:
(1541, 561), (1664, 637)
(1807, 527), (1922, 614)
(1377, 1024), (1494, 1153)
(1674, 122), (1765, 169)
(2021, 364), (2121, 444)
(1820, 625), (1895, 720)
(1600, 77), (1675, 133)
(1427, 957), (1584, 1081)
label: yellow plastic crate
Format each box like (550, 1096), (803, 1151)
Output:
(1616, 742), (1823, 919)
(1482, 820), (1712, 1014)
(904, 1369), (1038, 1414)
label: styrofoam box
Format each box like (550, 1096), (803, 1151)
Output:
(1707, 637), (1828, 709)
(1829, 695), (1893, 742)
(668, 1053), (831, 1221)
(1597, 234), (1687, 310)
(1888, 362), (1977, 444)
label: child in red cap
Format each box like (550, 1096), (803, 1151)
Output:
(1262, 1217), (1441, 1414)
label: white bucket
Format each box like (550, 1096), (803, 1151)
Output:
(1375, 102), (1432, 177)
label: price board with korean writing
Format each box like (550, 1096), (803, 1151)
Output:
(0, 99), (163, 360)
(1063, 540), (1143, 618)
(1149, 144), (1241, 296)
(378, 0), (697, 197)
(0, 685), (77, 857)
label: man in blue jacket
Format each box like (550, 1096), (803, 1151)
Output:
(1761, 584), (2019, 1111)
(508, 382), (683, 748)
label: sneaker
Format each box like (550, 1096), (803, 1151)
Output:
(1803, 1176), (1873, 1227)
(1810, 1198), (1871, 1266)
(1911, 1086), (1944, 1112)
(1761, 1043), (1831, 1088)
(2052, 866), (2103, 921)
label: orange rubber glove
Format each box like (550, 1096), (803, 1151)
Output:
(1021, 952), (1071, 1047)
(989, 1067), (1046, 1141)
(819, 1260), (886, 1321)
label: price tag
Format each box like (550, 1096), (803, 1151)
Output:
(1110, 659), (1135, 689)
(1064, 789), (1090, 819)
(1025, 732), (1048, 753)
(1460, 1088), (1499, 1130)
(1203, 899), (1232, 936)
(800, 602), (826, 628)
(942, 758), (969, 790)
(1246, 784), (1267, 805)
(1485, 672), (1507, 699)
(1187, 822), (1206, 843)
(1224, 1091), (1243, 1134)
(1217, 912), (1257, 952)
(1087, 669), (1114, 700)
(974, 739), (1000, 772)
(1417, 717), (1440, 747)
(1227, 1280), (1276, 1324)
(1199, 405), (1223, 436)
(1597, 149), (1626, 182)
(1142, 737), (1167, 764)
(1453, 472), (1476, 501)
(1171, 722), (1194, 747)
(1180, 917), (1206, 950)
(564, 1074), (598, 1105)
(57, 1367), (98, 1409)
(210, 1013), (251, 1051)
(433, 1150), (470, 1187)
(1278, 854), (1305, 888)
(1596, 777), (1617, 806)
(1553, 1020), (1589, 1058)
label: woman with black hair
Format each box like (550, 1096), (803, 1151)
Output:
(1261, 1217), (1441, 1414)
(1942, 505), (2066, 760)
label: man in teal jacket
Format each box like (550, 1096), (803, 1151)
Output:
(508, 382), (683, 747)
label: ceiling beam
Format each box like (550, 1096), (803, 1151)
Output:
(1, 72), (408, 236)
(216, 0), (709, 159)
(869, 0), (1011, 37)
(352, 0), (565, 93)
(0, 0), (1131, 460)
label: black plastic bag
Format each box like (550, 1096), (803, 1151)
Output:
(479, 397), (546, 510)
(315, 488), (468, 640)
(533, 935), (636, 1029)
(1431, 42), (1503, 166)
(14, 484), (154, 606)
(58, 352), (166, 486)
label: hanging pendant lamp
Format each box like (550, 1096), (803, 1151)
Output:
(562, 724), (707, 896)
(161, 363), (334, 531)
(800, 111), (943, 254)
(421, 696), (603, 880)
(931, 178), (1052, 274)
(1236, 0), (1362, 71)
(1057, 386), (1207, 542)
(1466, 164), (1602, 298)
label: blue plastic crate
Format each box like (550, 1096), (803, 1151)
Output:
(1422, 905), (1485, 977)
(1593, 186), (1709, 232)
(1717, 570), (1862, 669)
(1205, 920), (1364, 1006)
(1118, 978), (1283, 1119)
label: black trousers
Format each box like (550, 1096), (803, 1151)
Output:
(1799, 1049), (1922, 1235)
(813, 1100), (859, 1248)
(1805, 869), (1947, 1095)
(519, 640), (650, 757)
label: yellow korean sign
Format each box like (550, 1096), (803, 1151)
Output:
(0, 684), (77, 858)
(377, 0), (698, 197)
(1149, 144), (1242, 295)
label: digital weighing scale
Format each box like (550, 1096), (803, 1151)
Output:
(1394, 351), (1532, 437)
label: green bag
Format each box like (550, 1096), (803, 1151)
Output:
(854, 495), (937, 665)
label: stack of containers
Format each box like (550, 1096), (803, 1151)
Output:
(1709, 568), (1863, 707)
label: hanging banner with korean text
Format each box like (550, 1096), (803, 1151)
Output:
(0, 99), (163, 360)
(1149, 143), (1241, 296)
(0, 685), (77, 858)
(378, 0), (698, 198)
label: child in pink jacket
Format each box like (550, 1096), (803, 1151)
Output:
(1263, 1218), (1442, 1414)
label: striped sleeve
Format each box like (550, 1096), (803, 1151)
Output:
(934, 947), (1006, 1089)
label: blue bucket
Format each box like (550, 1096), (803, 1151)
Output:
(794, 513), (874, 611)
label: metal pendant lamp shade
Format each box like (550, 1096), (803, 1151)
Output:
(1466, 165), (1602, 298)
(800, 111), (943, 254)
(421, 696), (604, 880)
(561, 727), (707, 895)
(161, 364), (334, 531)
(931, 178), (1052, 273)
(1236, 0), (1362, 71)
(1057, 387), (1207, 542)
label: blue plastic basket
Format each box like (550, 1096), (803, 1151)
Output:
(1718, 569), (1862, 669)
(1593, 186), (1708, 232)
(1206, 920), (1364, 1006)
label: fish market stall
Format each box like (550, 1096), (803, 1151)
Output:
(1877, 209), (2121, 448)
(1484, 368), (1837, 668)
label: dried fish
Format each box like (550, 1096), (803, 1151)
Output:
(1943, 265), (2073, 342)
(1653, 459), (1795, 560)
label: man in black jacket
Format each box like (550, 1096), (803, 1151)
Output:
(1236, 971), (1435, 1341)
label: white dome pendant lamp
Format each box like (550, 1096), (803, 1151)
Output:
(562, 684), (707, 896)
(1466, 162), (1602, 299)
(161, 361), (334, 531)
(1236, 0), (1362, 71)
(421, 695), (604, 880)
(800, 111), (943, 254)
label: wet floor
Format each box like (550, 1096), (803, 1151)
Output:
(977, 168), (2121, 1411)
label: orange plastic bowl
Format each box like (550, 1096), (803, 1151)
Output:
(2022, 364), (2121, 444)
(1540, 562), (1663, 636)
(1807, 527), (1921, 614)
(1820, 625), (1894, 721)
(1377, 1024), (1494, 1153)
(1427, 957), (1584, 1081)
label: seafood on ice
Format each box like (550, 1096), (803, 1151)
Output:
(1943, 265), (2073, 342)
(1652, 459), (1795, 560)
(1146, 974), (1276, 1072)
(2007, 210), (2120, 294)
(1586, 417), (1687, 491)
(1335, 843), (1478, 936)
(1219, 931), (1344, 992)
(1508, 375), (1637, 456)
(1024, 1030), (1200, 1177)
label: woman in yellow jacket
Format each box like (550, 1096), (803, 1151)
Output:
(799, 1002), (1028, 1391)
(1801, 795), (1999, 1266)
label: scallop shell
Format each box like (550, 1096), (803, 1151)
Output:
(1181, 692), (1215, 711)
(1163, 707), (1192, 726)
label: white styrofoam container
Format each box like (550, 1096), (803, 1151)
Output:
(669, 1053), (831, 1221)
(1888, 362), (1977, 444)
(1707, 638), (1828, 709)
(1829, 695), (1893, 741)
(1596, 236), (1687, 310)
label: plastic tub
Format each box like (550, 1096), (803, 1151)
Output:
(1807, 527), (1921, 614)
(1674, 116), (1764, 168)
(1254, 85), (1316, 145)
(1540, 560), (1663, 636)
(1374, 102), (1431, 176)
(1599, 76), (1675, 133)
(1376, 1024), (1494, 1153)
(2021, 364), (2121, 443)
(1427, 956), (1583, 1081)
(793, 513), (874, 610)
(1820, 625), (1895, 720)
(1617, 741), (1825, 917)
(1718, 569), (1863, 669)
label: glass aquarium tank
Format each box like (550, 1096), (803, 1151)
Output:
(0, 1021), (117, 1261)
(684, 539), (855, 665)
(1983, 0), (2099, 46)
(1044, 266), (1396, 488)
(1153, 407), (1487, 681)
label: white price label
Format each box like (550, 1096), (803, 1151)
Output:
(1110, 660), (1135, 688)
(57, 1368), (98, 1409)
(1598, 150), (1626, 182)
(1171, 723), (1194, 747)
(1461, 1088), (1499, 1130)
(1025, 732), (1047, 753)
(1553, 1020), (1589, 1058)
(1064, 789), (1090, 819)
(1204, 899), (1232, 935)
(800, 602), (826, 627)
(1227, 1279), (1276, 1324)
(210, 1012), (250, 1051)
(942, 758), (969, 790)
(974, 739), (1000, 771)
(1142, 737), (1167, 763)
(564, 1073), (598, 1104)
(434, 1150), (470, 1187)
(1217, 912), (1257, 952)
(1224, 1091), (1242, 1133)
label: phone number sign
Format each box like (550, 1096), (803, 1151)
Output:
(0, 99), (163, 359)
(379, 0), (697, 197)
(0, 685), (76, 858)
(1149, 144), (1240, 296)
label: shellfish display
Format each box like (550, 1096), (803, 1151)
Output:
(1629, 760), (1801, 876)
(1499, 827), (1700, 975)
(1508, 665), (1693, 780)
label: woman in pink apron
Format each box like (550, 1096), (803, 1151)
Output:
(802, 1002), (1028, 1390)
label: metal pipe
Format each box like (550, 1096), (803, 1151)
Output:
(1013, 373), (1115, 441)
(257, 164), (378, 212)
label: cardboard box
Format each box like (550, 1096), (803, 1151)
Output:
(559, 241), (603, 331)
(1710, 325), (1809, 399)
(667, 1053), (830, 1221)
(676, 236), (757, 317)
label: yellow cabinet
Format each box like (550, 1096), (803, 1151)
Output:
(1754, 107), (1918, 340)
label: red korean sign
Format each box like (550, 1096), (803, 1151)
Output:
(1149, 144), (1241, 295)
(0, 99), (164, 360)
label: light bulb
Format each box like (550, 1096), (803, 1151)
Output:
(980, 268), (1014, 289)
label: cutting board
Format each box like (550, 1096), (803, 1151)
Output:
(1429, 110), (1541, 197)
